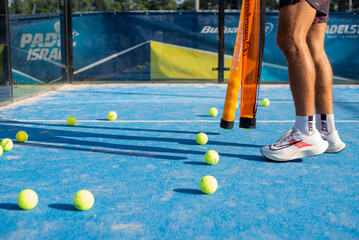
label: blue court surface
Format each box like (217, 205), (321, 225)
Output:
(0, 84), (358, 239)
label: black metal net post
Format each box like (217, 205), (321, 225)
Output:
(218, 0), (225, 83)
(0, 0), (13, 102)
(60, 0), (74, 83)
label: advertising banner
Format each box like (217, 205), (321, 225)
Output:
(9, 11), (359, 83)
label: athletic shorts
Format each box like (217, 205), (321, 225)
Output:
(279, 0), (330, 24)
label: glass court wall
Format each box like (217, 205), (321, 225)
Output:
(0, 0), (358, 107)
(0, 0), (70, 106)
(0, 0), (12, 106)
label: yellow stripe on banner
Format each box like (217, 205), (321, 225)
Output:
(150, 41), (232, 80)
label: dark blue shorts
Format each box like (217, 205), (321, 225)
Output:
(279, 0), (330, 24)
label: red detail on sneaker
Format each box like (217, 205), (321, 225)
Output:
(288, 139), (312, 148)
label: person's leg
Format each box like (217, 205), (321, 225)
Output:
(307, 23), (333, 114)
(276, 0), (317, 118)
(260, 0), (329, 161)
(307, 23), (346, 153)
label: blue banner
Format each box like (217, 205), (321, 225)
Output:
(9, 11), (359, 83)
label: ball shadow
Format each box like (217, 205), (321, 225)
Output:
(183, 161), (208, 166)
(48, 204), (77, 211)
(173, 188), (203, 195)
(0, 203), (22, 211)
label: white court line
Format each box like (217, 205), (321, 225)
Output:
(2, 119), (359, 123)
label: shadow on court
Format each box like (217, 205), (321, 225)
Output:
(183, 156), (303, 164)
(0, 203), (22, 211)
(0, 120), (260, 148)
(0, 120), (275, 162)
(173, 189), (203, 195)
(183, 161), (208, 166)
(0, 119), (220, 135)
(48, 204), (77, 211)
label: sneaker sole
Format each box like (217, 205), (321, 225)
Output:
(261, 141), (329, 162)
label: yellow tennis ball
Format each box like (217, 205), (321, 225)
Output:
(1, 138), (13, 151)
(108, 111), (117, 121)
(196, 133), (208, 145)
(0, 146), (3, 157)
(199, 175), (218, 194)
(16, 131), (28, 143)
(204, 150), (219, 165)
(262, 98), (270, 107)
(17, 189), (38, 210)
(73, 190), (95, 211)
(67, 116), (76, 126)
(209, 107), (218, 117)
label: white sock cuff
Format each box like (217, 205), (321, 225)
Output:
(295, 115), (316, 136)
(316, 113), (335, 135)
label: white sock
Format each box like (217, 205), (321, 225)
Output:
(295, 115), (316, 136)
(316, 114), (335, 135)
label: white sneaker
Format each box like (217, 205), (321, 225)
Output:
(261, 126), (329, 162)
(321, 130), (345, 153)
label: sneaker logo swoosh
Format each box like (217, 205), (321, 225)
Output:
(269, 139), (303, 151)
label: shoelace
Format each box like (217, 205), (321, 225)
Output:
(275, 129), (295, 145)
